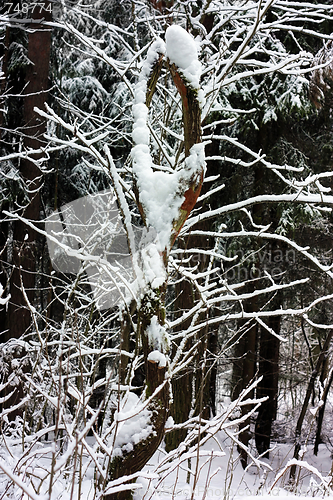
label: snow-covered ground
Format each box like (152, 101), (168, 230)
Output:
(132, 433), (333, 500)
(1, 352), (332, 500)
(2, 430), (332, 500)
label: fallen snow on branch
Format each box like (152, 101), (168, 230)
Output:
(140, 242), (166, 288)
(0, 284), (9, 305)
(147, 316), (170, 354)
(111, 393), (153, 458)
(131, 33), (205, 251)
(165, 25), (201, 91)
(141, 37), (166, 80)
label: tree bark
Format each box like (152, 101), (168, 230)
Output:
(0, 5), (26, 338)
(6, 3), (52, 342)
(0, 2), (52, 424)
(165, 258), (194, 452)
(255, 313), (280, 457)
(237, 316), (257, 468)
(231, 274), (258, 468)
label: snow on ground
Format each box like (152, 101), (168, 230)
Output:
(134, 435), (333, 500)
(0, 426), (333, 500)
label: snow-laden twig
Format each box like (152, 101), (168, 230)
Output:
(270, 458), (333, 493)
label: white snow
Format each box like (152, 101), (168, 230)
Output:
(111, 393), (153, 458)
(147, 350), (167, 367)
(131, 41), (180, 250)
(147, 315), (170, 353)
(131, 34), (205, 252)
(132, 435), (333, 500)
(1, 415), (333, 500)
(165, 25), (201, 90)
(164, 416), (174, 430)
(0, 284), (9, 306)
(185, 142), (206, 173)
(141, 243), (166, 289)
(141, 38), (166, 81)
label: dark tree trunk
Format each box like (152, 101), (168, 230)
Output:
(164, 5), (219, 453)
(165, 215), (219, 451)
(255, 313), (280, 457)
(208, 329), (218, 417)
(231, 270), (259, 469)
(0, 3), (52, 423)
(105, 349), (169, 500)
(6, 3), (52, 342)
(165, 268), (194, 452)
(237, 317), (257, 469)
(0, 8), (25, 338)
(0, 208), (8, 331)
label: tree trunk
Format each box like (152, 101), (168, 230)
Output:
(231, 275), (258, 468)
(1, 3), (52, 424)
(165, 266), (194, 452)
(0, 207), (8, 331)
(0, 8), (26, 339)
(165, 218), (219, 452)
(104, 30), (204, 498)
(255, 313), (280, 457)
(237, 316), (257, 469)
(6, 3), (52, 342)
(164, 6), (219, 451)
(105, 297), (170, 500)
(165, 117), (221, 451)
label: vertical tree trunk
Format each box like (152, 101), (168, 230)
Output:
(237, 315), (258, 468)
(104, 30), (204, 499)
(6, 3), (52, 341)
(255, 313), (280, 457)
(106, 290), (170, 500)
(162, 4), (219, 453)
(0, 209), (8, 330)
(165, 220), (218, 451)
(0, 6), (25, 339)
(165, 124), (221, 451)
(165, 262), (194, 452)
(0, 4), (52, 423)
(231, 267), (259, 468)
(0, 24), (9, 327)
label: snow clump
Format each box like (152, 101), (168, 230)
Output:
(147, 315), (170, 353)
(141, 37), (166, 81)
(111, 392), (153, 458)
(147, 350), (167, 367)
(165, 416), (174, 430)
(141, 243), (166, 289)
(165, 25), (202, 91)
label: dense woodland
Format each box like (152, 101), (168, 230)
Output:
(2, 1), (333, 499)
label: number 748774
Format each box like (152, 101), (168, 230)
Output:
(4, 3), (52, 14)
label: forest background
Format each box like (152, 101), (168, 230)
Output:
(2, 0), (333, 499)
